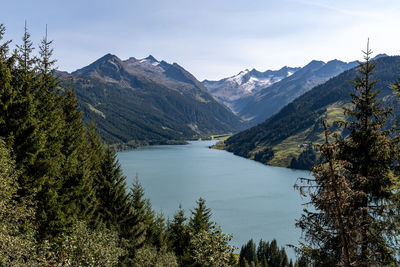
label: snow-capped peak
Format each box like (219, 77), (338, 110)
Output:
(138, 55), (160, 65)
(207, 66), (300, 98)
(227, 69), (250, 84)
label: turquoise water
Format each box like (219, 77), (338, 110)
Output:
(117, 140), (310, 257)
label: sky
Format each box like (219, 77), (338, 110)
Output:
(2, 0), (400, 80)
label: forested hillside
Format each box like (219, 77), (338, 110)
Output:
(58, 54), (244, 148)
(225, 55), (400, 169)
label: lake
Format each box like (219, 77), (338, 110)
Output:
(117, 140), (310, 257)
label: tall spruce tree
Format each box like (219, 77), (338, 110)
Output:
(337, 42), (399, 265)
(188, 197), (213, 234)
(34, 26), (68, 240)
(94, 147), (131, 230)
(296, 42), (400, 266)
(120, 176), (149, 263)
(9, 22), (45, 198)
(167, 205), (190, 264)
(0, 24), (14, 127)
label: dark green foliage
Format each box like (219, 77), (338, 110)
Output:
(9, 23), (44, 198)
(239, 239), (291, 267)
(1, 23), (65, 240)
(184, 197), (214, 266)
(117, 176), (149, 264)
(239, 240), (257, 267)
(188, 197), (213, 234)
(289, 146), (318, 170)
(0, 24), (99, 241)
(93, 146), (131, 230)
(225, 55), (400, 168)
(167, 205), (190, 264)
(294, 256), (310, 267)
(254, 147), (274, 164)
(57, 91), (98, 233)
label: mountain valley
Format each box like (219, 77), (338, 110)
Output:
(203, 59), (363, 126)
(58, 54), (245, 148)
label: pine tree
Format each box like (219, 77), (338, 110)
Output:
(147, 212), (168, 248)
(239, 240), (257, 267)
(33, 26), (68, 240)
(296, 42), (400, 266)
(8, 22), (44, 198)
(188, 197), (213, 234)
(0, 23), (165, 265)
(120, 176), (149, 264)
(130, 175), (156, 239)
(57, 93), (98, 237)
(94, 147), (131, 230)
(167, 205), (190, 263)
(185, 198), (235, 267)
(337, 42), (399, 265)
(0, 24), (14, 127)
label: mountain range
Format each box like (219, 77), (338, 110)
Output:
(203, 59), (362, 126)
(202, 66), (300, 113)
(58, 54), (244, 148)
(57, 51), (393, 157)
(224, 55), (400, 169)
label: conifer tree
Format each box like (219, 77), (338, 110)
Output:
(296, 42), (400, 266)
(239, 240), (257, 267)
(239, 239), (291, 267)
(167, 205), (190, 263)
(94, 147), (131, 230)
(337, 42), (399, 265)
(54, 93), (98, 239)
(120, 176), (149, 263)
(188, 197), (213, 234)
(0, 24), (14, 129)
(33, 26), (67, 240)
(9, 22), (44, 198)
(147, 212), (168, 248)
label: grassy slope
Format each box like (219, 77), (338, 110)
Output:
(267, 103), (347, 167)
